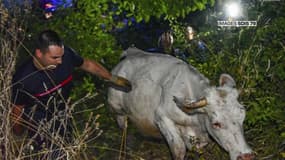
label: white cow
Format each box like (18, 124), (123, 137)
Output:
(108, 47), (254, 160)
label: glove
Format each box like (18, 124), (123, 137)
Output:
(110, 75), (132, 92)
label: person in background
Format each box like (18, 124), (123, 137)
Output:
(185, 26), (195, 41)
(157, 30), (175, 55)
(184, 26), (208, 62)
(146, 30), (174, 55)
(11, 29), (131, 157)
(147, 30), (190, 62)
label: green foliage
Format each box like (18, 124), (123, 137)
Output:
(113, 0), (214, 22)
(70, 75), (96, 99)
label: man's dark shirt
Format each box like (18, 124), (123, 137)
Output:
(12, 46), (83, 121)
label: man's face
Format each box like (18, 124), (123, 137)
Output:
(36, 45), (64, 69)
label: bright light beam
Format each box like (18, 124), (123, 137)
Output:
(225, 2), (242, 18)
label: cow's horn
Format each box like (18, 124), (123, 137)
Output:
(184, 97), (208, 109)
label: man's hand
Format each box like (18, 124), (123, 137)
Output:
(110, 75), (132, 92)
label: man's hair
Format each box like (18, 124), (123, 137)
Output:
(36, 30), (63, 53)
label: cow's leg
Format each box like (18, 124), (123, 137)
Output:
(116, 115), (128, 130)
(156, 117), (186, 160)
(180, 132), (193, 151)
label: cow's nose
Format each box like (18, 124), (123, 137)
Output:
(237, 153), (255, 160)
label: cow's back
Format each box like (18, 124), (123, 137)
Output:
(114, 47), (186, 82)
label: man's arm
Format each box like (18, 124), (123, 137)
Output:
(79, 59), (132, 91)
(80, 58), (112, 80)
(11, 104), (25, 135)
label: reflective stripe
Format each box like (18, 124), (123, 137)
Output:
(34, 75), (72, 97)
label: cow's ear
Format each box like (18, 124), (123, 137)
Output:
(219, 74), (236, 88)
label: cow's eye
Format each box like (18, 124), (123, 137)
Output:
(212, 122), (222, 129)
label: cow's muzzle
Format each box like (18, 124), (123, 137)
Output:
(237, 153), (255, 160)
